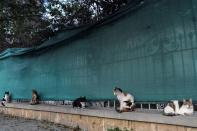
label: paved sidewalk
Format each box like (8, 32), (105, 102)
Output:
(0, 114), (73, 131)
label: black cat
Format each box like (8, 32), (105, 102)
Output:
(72, 96), (87, 108)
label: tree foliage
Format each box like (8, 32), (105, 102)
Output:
(0, 0), (128, 52)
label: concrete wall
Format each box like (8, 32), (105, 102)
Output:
(0, 105), (197, 131)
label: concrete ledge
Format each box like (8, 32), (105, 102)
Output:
(0, 103), (197, 131)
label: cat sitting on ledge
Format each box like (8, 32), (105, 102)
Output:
(72, 96), (87, 108)
(30, 89), (39, 105)
(163, 99), (194, 116)
(1, 91), (11, 106)
(113, 87), (135, 113)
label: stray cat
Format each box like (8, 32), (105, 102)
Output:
(1, 91), (11, 106)
(163, 100), (177, 116)
(72, 96), (87, 108)
(30, 89), (39, 105)
(113, 87), (135, 113)
(163, 99), (194, 116)
(179, 99), (194, 115)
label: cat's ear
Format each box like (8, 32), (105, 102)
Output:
(183, 99), (186, 103)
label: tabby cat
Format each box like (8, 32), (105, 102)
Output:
(30, 90), (39, 105)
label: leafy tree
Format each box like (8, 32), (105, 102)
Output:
(0, 0), (129, 52)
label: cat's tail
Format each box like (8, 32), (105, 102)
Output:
(115, 107), (135, 113)
(1, 102), (5, 106)
(115, 108), (123, 113)
(163, 112), (177, 116)
(130, 104), (136, 111)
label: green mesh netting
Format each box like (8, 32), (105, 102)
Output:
(0, 0), (197, 101)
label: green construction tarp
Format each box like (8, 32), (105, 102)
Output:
(0, 0), (197, 101)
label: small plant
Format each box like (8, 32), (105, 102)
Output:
(107, 127), (134, 131)
(73, 125), (81, 131)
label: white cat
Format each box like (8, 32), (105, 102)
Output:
(113, 87), (135, 113)
(178, 99), (194, 115)
(164, 100), (182, 116)
(163, 99), (194, 116)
